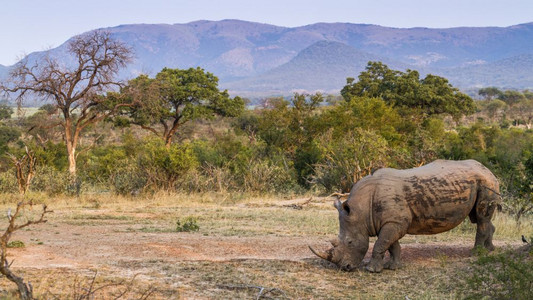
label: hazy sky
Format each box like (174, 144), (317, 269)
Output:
(1, 0), (532, 65)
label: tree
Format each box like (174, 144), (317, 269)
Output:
(0, 104), (13, 120)
(498, 90), (526, 106)
(484, 99), (507, 122)
(1, 31), (133, 175)
(341, 61), (475, 119)
(118, 67), (244, 148)
(478, 87), (502, 101)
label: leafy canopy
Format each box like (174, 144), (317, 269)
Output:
(341, 62), (475, 118)
(118, 67), (244, 146)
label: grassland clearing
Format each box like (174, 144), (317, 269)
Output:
(0, 193), (530, 299)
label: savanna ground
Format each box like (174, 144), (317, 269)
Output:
(0, 194), (530, 299)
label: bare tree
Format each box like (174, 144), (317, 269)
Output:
(1, 30), (133, 175)
(1, 148), (52, 299)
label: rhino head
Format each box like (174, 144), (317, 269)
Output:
(310, 199), (369, 271)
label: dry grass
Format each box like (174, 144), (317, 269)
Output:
(0, 192), (530, 299)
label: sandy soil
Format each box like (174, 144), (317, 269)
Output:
(2, 204), (525, 299)
(9, 221), (498, 271)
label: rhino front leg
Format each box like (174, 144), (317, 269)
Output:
(366, 223), (405, 273)
(384, 241), (401, 270)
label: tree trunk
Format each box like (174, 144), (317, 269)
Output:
(67, 145), (76, 175)
(164, 134), (172, 149)
(64, 120), (77, 176)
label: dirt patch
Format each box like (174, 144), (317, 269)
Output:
(9, 221), (502, 270)
(0, 203), (527, 298)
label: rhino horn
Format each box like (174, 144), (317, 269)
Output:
(330, 238), (340, 247)
(309, 245), (333, 262)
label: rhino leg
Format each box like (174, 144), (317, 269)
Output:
(473, 198), (497, 251)
(366, 224), (405, 273)
(384, 241), (401, 270)
(475, 221), (495, 251)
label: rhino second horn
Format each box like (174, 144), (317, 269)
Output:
(330, 238), (340, 247)
(309, 245), (332, 262)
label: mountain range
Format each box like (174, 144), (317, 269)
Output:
(3, 19), (533, 98)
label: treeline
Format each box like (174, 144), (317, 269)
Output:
(0, 32), (531, 220)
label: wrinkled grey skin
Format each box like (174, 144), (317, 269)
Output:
(310, 160), (501, 272)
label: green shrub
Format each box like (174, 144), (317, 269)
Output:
(312, 128), (391, 192)
(176, 216), (200, 232)
(242, 158), (299, 193)
(0, 171), (17, 193)
(80, 146), (129, 185)
(110, 164), (147, 196)
(30, 165), (69, 195)
(460, 246), (532, 299)
(139, 138), (198, 191)
(7, 240), (25, 248)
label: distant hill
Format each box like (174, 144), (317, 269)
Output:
(224, 41), (408, 95)
(0, 64), (7, 78)
(440, 54), (533, 89)
(3, 20), (533, 97)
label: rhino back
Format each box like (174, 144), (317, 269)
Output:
(371, 160), (496, 235)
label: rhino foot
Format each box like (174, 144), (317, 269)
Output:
(365, 259), (384, 273)
(384, 260), (400, 270)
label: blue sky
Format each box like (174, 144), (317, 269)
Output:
(1, 0), (532, 65)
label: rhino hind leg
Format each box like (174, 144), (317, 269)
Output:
(473, 192), (498, 251)
(384, 241), (401, 270)
(366, 223), (406, 273)
(475, 221), (496, 251)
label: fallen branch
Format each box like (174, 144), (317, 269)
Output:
(283, 197), (312, 210)
(327, 192), (350, 200)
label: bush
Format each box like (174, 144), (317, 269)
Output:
(312, 128), (391, 192)
(7, 240), (25, 248)
(80, 146), (129, 185)
(30, 165), (69, 195)
(139, 139), (198, 191)
(460, 246), (532, 299)
(0, 171), (17, 193)
(110, 163), (147, 196)
(176, 216), (200, 232)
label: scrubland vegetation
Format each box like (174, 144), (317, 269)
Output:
(0, 33), (531, 298)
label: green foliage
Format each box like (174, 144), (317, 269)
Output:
(190, 136), (298, 193)
(341, 61), (475, 119)
(499, 90), (526, 106)
(319, 96), (402, 143)
(0, 104), (14, 120)
(30, 165), (69, 195)
(0, 124), (20, 154)
(80, 145), (129, 184)
(312, 128), (391, 192)
(31, 141), (68, 171)
(478, 86), (503, 100)
(139, 138), (198, 190)
(119, 67), (244, 145)
(7, 240), (25, 248)
(460, 247), (533, 300)
(0, 171), (17, 193)
(0, 63), (530, 200)
(176, 216), (200, 232)
(110, 164), (147, 196)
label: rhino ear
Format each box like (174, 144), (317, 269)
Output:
(334, 199), (351, 214)
(334, 199), (342, 211)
